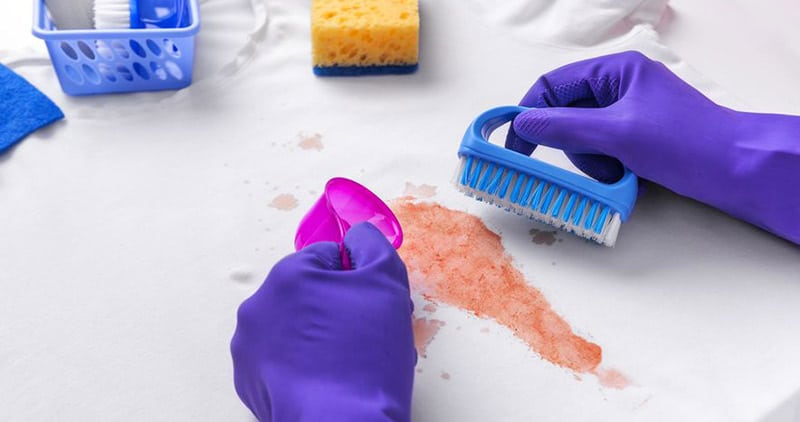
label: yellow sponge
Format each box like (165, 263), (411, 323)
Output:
(311, 0), (419, 76)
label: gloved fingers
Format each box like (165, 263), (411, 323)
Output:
(343, 222), (400, 269)
(511, 107), (628, 183)
(511, 107), (620, 154)
(519, 51), (653, 108)
(343, 223), (410, 291)
(522, 74), (619, 109)
(563, 152), (625, 184)
(504, 124), (538, 156)
(294, 241), (344, 271)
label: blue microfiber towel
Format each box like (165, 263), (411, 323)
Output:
(1, 63), (64, 155)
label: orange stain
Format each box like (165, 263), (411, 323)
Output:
(593, 368), (631, 389)
(297, 133), (324, 151)
(412, 317), (445, 358)
(392, 200), (602, 374)
(269, 194), (298, 211)
(403, 182), (438, 199)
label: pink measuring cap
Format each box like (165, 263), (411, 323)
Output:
(294, 177), (403, 270)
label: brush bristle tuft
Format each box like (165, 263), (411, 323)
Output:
(454, 155), (623, 247)
(93, 0), (131, 29)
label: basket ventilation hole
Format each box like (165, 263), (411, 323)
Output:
(117, 65), (134, 82)
(64, 65), (83, 84)
(163, 39), (181, 58)
(98, 63), (117, 82)
(164, 61), (183, 80)
(60, 42), (78, 60)
(82, 64), (100, 84)
(150, 62), (167, 80)
(95, 41), (114, 60)
(111, 42), (130, 59)
(146, 39), (162, 56)
(133, 62), (150, 80)
(130, 40), (147, 58)
(77, 41), (95, 60)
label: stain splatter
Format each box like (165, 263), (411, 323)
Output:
(422, 303), (438, 313)
(593, 368), (630, 389)
(441, 372), (451, 381)
(529, 228), (559, 246)
(392, 200), (603, 374)
(403, 182), (438, 199)
(413, 317), (445, 358)
(269, 194), (298, 211)
(297, 133), (324, 151)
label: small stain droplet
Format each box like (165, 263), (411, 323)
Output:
(441, 372), (451, 380)
(593, 368), (631, 390)
(403, 182), (438, 199)
(269, 194), (298, 211)
(529, 228), (559, 245)
(422, 303), (437, 313)
(297, 132), (324, 151)
(413, 317), (445, 358)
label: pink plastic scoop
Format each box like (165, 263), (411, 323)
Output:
(294, 177), (403, 270)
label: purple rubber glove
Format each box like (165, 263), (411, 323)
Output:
(231, 222), (416, 422)
(507, 51), (800, 244)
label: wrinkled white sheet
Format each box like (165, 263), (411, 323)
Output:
(1, 1), (799, 421)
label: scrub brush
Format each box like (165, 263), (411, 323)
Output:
(455, 106), (638, 247)
(93, 0), (187, 29)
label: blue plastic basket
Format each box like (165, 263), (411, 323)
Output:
(32, 0), (200, 96)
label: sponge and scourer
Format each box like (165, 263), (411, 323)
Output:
(311, 0), (419, 76)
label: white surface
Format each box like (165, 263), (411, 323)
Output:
(1, 1), (799, 421)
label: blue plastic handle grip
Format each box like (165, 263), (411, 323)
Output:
(458, 106), (638, 220)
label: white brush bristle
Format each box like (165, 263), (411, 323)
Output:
(454, 156), (624, 247)
(93, 0), (131, 29)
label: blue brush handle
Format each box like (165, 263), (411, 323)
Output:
(129, 0), (143, 28)
(458, 106), (638, 220)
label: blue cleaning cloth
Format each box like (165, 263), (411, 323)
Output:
(1, 63), (64, 155)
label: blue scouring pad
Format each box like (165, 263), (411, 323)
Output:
(1, 64), (64, 154)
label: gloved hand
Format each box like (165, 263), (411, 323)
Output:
(231, 223), (416, 422)
(506, 51), (800, 244)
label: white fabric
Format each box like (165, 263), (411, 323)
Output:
(1, 1), (800, 421)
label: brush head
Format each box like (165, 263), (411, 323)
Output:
(454, 155), (623, 247)
(93, 0), (132, 29)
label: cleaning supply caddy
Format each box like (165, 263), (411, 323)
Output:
(32, 0), (199, 95)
